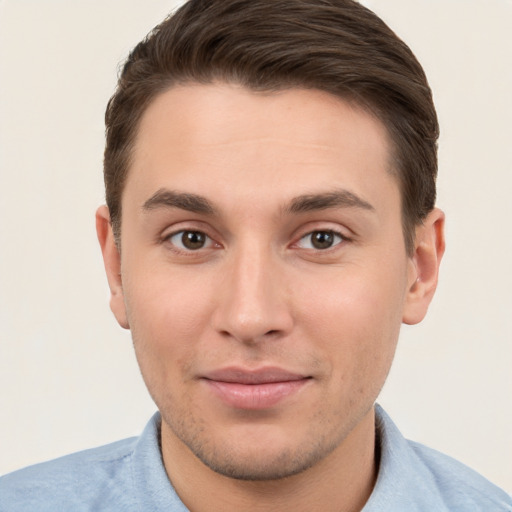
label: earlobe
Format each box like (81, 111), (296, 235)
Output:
(402, 208), (445, 325)
(95, 206), (130, 329)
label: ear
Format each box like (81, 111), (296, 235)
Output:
(402, 208), (445, 325)
(95, 205), (130, 329)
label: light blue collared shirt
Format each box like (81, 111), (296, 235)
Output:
(1, 406), (510, 511)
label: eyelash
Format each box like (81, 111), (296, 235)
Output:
(163, 228), (348, 254)
(165, 230), (218, 252)
(295, 230), (347, 251)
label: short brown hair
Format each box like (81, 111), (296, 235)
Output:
(104, 0), (438, 253)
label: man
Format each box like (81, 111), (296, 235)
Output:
(1, 0), (510, 510)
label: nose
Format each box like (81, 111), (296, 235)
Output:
(211, 241), (294, 344)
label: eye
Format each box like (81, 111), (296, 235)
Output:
(297, 230), (344, 250)
(167, 230), (215, 251)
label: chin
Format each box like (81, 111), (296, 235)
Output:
(167, 415), (345, 482)
(192, 442), (332, 481)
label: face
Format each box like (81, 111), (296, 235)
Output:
(98, 83), (443, 481)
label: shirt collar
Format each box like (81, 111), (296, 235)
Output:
(130, 412), (189, 512)
(130, 406), (500, 512)
(362, 404), (450, 511)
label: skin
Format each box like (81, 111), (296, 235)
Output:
(97, 83), (445, 512)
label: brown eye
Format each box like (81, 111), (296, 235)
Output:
(168, 230), (212, 251)
(297, 230), (343, 250)
(311, 231), (335, 249)
(182, 231), (205, 249)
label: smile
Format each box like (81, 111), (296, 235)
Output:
(201, 367), (312, 410)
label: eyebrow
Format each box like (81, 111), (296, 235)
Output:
(285, 189), (375, 214)
(142, 189), (216, 215)
(142, 187), (374, 217)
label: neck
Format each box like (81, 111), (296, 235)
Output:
(161, 407), (378, 512)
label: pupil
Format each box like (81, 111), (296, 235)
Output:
(312, 231), (334, 249)
(182, 231), (205, 250)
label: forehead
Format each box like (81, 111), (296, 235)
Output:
(125, 83), (398, 215)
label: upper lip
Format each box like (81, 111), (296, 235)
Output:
(202, 367), (309, 385)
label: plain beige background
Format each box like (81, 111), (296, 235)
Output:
(0, 0), (511, 491)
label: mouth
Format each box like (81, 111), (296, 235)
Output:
(201, 367), (312, 410)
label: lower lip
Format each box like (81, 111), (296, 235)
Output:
(203, 379), (309, 410)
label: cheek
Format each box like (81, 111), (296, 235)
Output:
(122, 267), (215, 376)
(297, 264), (406, 382)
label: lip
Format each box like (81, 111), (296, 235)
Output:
(201, 367), (311, 410)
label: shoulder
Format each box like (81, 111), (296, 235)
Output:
(408, 440), (512, 511)
(368, 405), (512, 512)
(0, 437), (138, 512)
